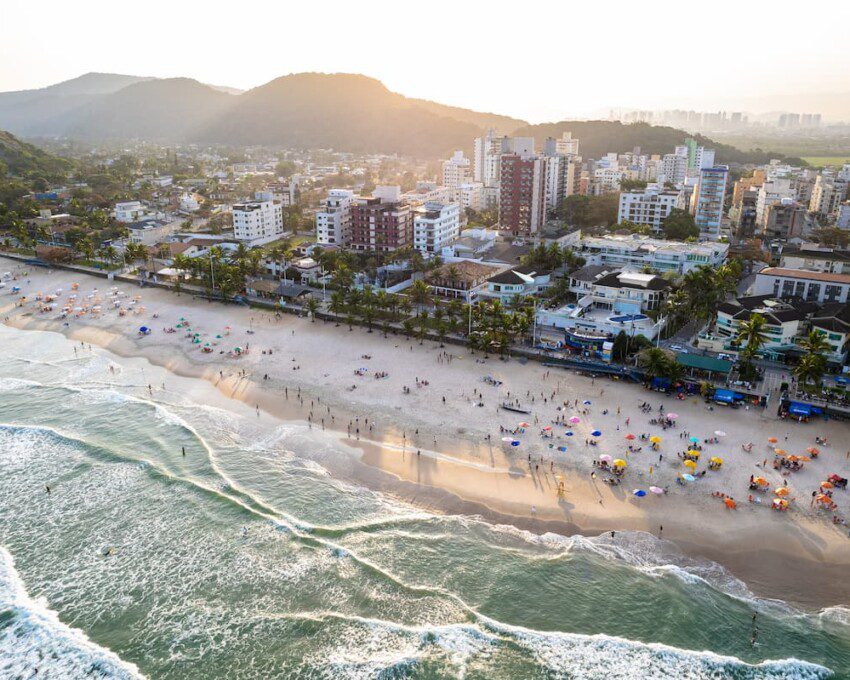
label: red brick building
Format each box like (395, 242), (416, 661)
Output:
(350, 196), (412, 252)
(498, 153), (546, 236)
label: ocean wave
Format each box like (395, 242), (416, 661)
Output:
(0, 546), (144, 679)
(0, 376), (41, 390)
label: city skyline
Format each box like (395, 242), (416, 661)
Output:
(2, 0), (849, 123)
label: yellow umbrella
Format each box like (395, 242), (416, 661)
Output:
(774, 448), (786, 456)
(774, 487), (790, 496)
(613, 459), (628, 468)
(683, 459), (697, 469)
(710, 456), (723, 464)
(650, 436), (662, 444)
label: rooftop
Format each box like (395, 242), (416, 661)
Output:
(594, 271), (671, 291)
(758, 268), (850, 285)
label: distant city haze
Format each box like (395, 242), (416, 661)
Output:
(1, 0), (849, 122)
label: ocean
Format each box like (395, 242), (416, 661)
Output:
(0, 323), (848, 679)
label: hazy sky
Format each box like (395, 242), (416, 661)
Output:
(2, 0), (849, 122)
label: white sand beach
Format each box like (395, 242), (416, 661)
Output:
(4, 257), (850, 606)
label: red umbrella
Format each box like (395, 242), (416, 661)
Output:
(625, 434), (636, 440)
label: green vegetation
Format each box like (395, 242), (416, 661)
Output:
(801, 156), (850, 168)
(662, 261), (742, 329)
(637, 347), (682, 381)
(555, 193), (619, 228)
(734, 313), (768, 382)
(661, 208), (699, 241)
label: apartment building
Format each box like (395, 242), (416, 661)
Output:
(498, 153), (546, 235)
(232, 200), (285, 245)
(349, 189), (412, 253)
(577, 234), (728, 275)
(315, 189), (355, 246)
(753, 267), (850, 304)
(617, 185), (683, 233)
(412, 202), (460, 255)
(693, 166), (729, 240)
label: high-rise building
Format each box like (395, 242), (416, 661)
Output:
(232, 200), (284, 245)
(315, 189), (355, 246)
(412, 202), (461, 254)
(661, 147), (688, 186)
(498, 153), (546, 235)
(349, 188), (412, 252)
(761, 199), (807, 240)
(693, 166), (729, 240)
(617, 185), (683, 233)
(442, 151), (471, 192)
(809, 175), (849, 216)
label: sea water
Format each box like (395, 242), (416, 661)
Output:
(0, 324), (848, 679)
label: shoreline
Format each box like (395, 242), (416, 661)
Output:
(3, 258), (850, 609)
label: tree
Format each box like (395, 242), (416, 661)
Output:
(409, 279), (431, 307)
(799, 330), (830, 357)
(794, 353), (826, 388)
(637, 347), (680, 380)
(304, 297), (320, 321)
(735, 312), (768, 382)
(662, 208), (699, 241)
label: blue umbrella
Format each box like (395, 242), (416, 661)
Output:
(510, 440), (520, 447)
(583, 400), (592, 405)
(139, 326), (148, 333)
(689, 436), (699, 443)
(557, 446), (568, 452)
(683, 474), (696, 482)
(565, 431), (574, 437)
(633, 489), (647, 497)
(591, 430), (602, 437)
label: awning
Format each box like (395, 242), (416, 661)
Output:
(788, 401), (812, 416)
(713, 388), (743, 403)
(675, 353), (733, 374)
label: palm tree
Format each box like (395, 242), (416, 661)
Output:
(304, 297), (320, 321)
(638, 347), (674, 380)
(735, 313), (768, 356)
(409, 280), (431, 308)
(794, 353), (826, 388)
(799, 330), (830, 357)
(328, 290), (346, 325)
(436, 321), (448, 347)
(402, 318), (414, 338)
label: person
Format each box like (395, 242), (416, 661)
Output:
(45, 485), (51, 494)
(659, 525), (663, 534)
(182, 446), (185, 457)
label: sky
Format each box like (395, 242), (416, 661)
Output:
(2, 0), (849, 123)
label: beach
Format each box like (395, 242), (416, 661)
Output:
(3, 257), (850, 611)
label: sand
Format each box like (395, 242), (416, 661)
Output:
(3, 258), (850, 607)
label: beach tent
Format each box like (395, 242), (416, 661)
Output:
(712, 388), (742, 404)
(787, 402), (812, 417)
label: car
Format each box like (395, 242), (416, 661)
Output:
(717, 353), (734, 361)
(669, 344), (688, 353)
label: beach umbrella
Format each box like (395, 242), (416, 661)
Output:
(683, 459), (697, 470)
(689, 436), (699, 443)
(557, 446), (568, 452)
(710, 456), (723, 465)
(649, 486), (664, 495)
(787, 455), (802, 462)
(139, 326), (148, 333)
(768, 437), (778, 444)
(687, 450), (701, 458)
(625, 434), (636, 440)
(591, 430), (602, 437)
(821, 481), (835, 489)
(215, 335), (222, 339)
(599, 454), (613, 463)
(542, 425), (552, 431)
(565, 431), (574, 436)
(518, 422), (530, 428)
(511, 440), (520, 447)
(774, 487), (790, 496)
(633, 489), (647, 497)
(807, 447), (820, 455)
(753, 477), (769, 487)
(650, 436), (662, 444)
(724, 498), (737, 509)
(613, 459), (627, 468)
(569, 416), (580, 424)
(816, 494), (832, 505)
(774, 448), (786, 456)
(583, 400), (592, 405)
(682, 474), (696, 482)
(714, 430), (727, 437)
(666, 413), (679, 420)
(772, 498), (789, 510)
(501, 437), (515, 443)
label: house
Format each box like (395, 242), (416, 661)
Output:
(810, 303), (850, 363)
(577, 234), (728, 275)
(705, 295), (819, 358)
(425, 260), (503, 299)
(245, 278), (311, 302)
(537, 271), (670, 341)
(567, 264), (616, 297)
(127, 219), (180, 247)
(484, 265), (551, 302)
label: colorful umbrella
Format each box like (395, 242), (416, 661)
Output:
(689, 436), (699, 443)
(767, 437), (778, 444)
(599, 454), (613, 463)
(613, 459), (627, 468)
(583, 400), (592, 405)
(666, 413), (679, 420)
(649, 486), (664, 495)
(625, 434), (636, 440)
(633, 489), (647, 497)
(591, 430), (602, 437)
(569, 416), (580, 424)
(774, 487), (790, 496)
(684, 459), (697, 469)
(682, 474), (696, 482)
(650, 436), (662, 444)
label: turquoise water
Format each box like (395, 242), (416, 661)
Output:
(1, 325), (848, 679)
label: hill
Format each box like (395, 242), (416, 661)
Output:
(0, 129), (70, 180)
(511, 120), (806, 165)
(61, 78), (236, 141)
(194, 73), (488, 157)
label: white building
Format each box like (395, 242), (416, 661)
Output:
(753, 267), (850, 304)
(255, 181), (299, 207)
(127, 219), (180, 247)
(809, 175), (848, 216)
(617, 185), (683, 232)
(232, 200), (285, 246)
(473, 129), (503, 186)
(315, 189), (355, 246)
(661, 147), (688, 186)
(577, 234), (728, 275)
(179, 192), (200, 212)
(401, 182), (452, 206)
(756, 178), (795, 224)
(413, 202), (461, 255)
(114, 201), (148, 223)
(456, 182), (483, 212)
(838, 202), (850, 230)
(442, 151), (471, 193)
